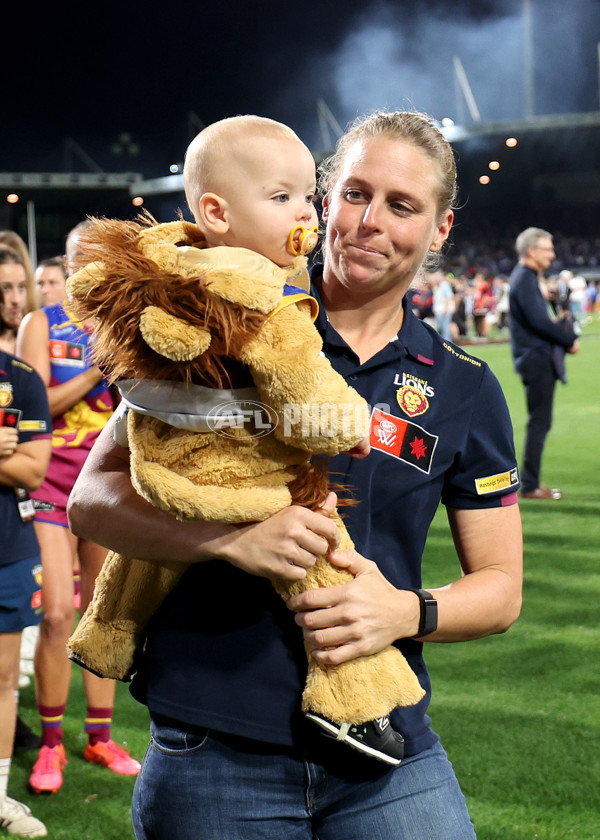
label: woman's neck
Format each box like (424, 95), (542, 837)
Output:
(319, 279), (406, 364)
(0, 329), (16, 355)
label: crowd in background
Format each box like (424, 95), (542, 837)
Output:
(0, 219), (598, 838)
(446, 230), (600, 277)
(409, 231), (599, 344)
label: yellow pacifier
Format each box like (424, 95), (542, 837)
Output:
(288, 225), (319, 256)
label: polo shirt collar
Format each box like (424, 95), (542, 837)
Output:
(310, 267), (437, 371)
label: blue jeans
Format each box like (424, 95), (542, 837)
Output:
(132, 720), (477, 839)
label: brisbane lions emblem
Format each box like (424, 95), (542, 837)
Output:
(396, 385), (429, 417)
(0, 388), (13, 408)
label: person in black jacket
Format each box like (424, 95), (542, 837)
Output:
(508, 227), (580, 500)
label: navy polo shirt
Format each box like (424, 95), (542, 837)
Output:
(311, 279), (519, 753)
(0, 352), (51, 566)
(130, 281), (519, 757)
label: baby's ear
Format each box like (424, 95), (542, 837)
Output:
(198, 192), (229, 236)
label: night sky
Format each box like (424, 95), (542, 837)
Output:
(5, 0), (600, 180)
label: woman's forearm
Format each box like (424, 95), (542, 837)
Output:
(46, 367), (104, 418)
(68, 415), (341, 582)
(0, 441), (51, 491)
(67, 418), (235, 562)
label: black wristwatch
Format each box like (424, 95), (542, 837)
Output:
(411, 589), (438, 637)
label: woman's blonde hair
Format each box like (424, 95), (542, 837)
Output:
(0, 230), (37, 314)
(319, 110), (458, 217)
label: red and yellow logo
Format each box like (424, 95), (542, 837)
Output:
(0, 387), (13, 407)
(396, 385), (429, 418)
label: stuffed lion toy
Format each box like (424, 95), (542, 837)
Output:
(66, 215), (424, 731)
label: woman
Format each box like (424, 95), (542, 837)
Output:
(68, 111), (523, 840)
(0, 232), (36, 318)
(0, 247), (29, 354)
(34, 257), (68, 309)
(15, 223), (140, 796)
(0, 319), (51, 838)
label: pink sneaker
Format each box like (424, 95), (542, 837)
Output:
(29, 744), (68, 794)
(84, 740), (141, 776)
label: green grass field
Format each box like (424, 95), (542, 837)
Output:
(8, 317), (600, 839)
(425, 316), (600, 839)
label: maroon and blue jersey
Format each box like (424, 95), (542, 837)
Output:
(30, 303), (115, 511)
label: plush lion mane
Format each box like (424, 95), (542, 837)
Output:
(68, 212), (356, 513)
(67, 212), (268, 388)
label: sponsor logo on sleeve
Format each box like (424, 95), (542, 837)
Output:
(474, 468), (519, 495)
(19, 420), (48, 432)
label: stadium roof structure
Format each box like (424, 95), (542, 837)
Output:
(121, 111), (600, 198)
(438, 110), (600, 143)
(1, 111), (597, 197)
(2, 111), (598, 260)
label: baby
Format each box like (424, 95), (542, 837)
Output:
(186, 115), (320, 272)
(67, 116), (424, 765)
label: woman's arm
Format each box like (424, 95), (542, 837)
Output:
(436, 503), (523, 638)
(0, 437), (52, 491)
(68, 414), (341, 578)
(287, 503), (523, 665)
(16, 310), (104, 418)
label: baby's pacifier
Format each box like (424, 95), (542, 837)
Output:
(288, 225), (319, 256)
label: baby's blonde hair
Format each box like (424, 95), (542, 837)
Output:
(183, 115), (300, 225)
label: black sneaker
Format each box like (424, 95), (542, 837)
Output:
(306, 713), (404, 766)
(13, 716), (41, 754)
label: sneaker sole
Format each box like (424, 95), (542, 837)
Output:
(84, 749), (141, 775)
(29, 783), (62, 795)
(305, 713), (402, 766)
(85, 760), (140, 775)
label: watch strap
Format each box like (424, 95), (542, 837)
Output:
(412, 589), (438, 637)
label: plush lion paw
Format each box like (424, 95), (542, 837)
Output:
(139, 306), (212, 361)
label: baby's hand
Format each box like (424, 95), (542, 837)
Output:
(345, 436), (370, 459)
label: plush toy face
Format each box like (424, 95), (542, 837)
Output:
(66, 219), (310, 388)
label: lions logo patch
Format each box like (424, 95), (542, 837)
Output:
(397, 385), (429, 418)
(0, 384), (13, 407)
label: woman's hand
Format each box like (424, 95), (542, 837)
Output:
(218, 492), (341, 583)
(286, 549), (420, 665)
(0, 427), (19, 458)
